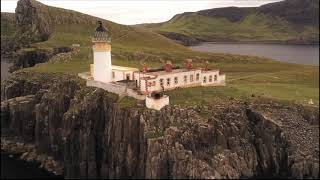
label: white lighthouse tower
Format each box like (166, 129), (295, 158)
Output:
(92, 21), (112, 83)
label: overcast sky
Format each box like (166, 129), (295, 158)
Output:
(1, 0), (281, 25)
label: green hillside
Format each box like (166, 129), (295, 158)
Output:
(2, 0), (319, 106)
(141, 0), (319, 45)
(0, 12), (16, 38)
(1, 12), (17, 54)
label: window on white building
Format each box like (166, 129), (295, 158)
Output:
(190, 75), (194, 82)
(184, 75), (187, 83)
(196, 73), (200, 80)
(167, 78), (171, 86)
(203, 76), (207, 83)
(174, 77), (178, 84)
(209, 75), (212, 82)
(160, 79), (164, 86)
(214, 75), (217, 81)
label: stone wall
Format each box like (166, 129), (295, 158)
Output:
(86, 79), (126, 96)
(86, 78), (146, 100)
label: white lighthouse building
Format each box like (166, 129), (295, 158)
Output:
(90, 21), (139, 83)
(81, 21), (226, 110)
(92, 21), (112, 83)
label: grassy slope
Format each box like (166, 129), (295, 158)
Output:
(1, 12), (16, 38)
(6, 2), (318, 105)
(145, 13), (319, 43)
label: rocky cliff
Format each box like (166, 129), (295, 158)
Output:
(15, 0), (52, 43)
(1, 71), (319, 179)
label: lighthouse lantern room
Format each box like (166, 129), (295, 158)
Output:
(92, 21), (112, 83)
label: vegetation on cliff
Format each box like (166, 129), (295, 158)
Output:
(140, 0), (319, 45)
(1, 71), (319, 178)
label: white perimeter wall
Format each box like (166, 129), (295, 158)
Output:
(93, 51), (112, 83)
(86, 79), (146, 100)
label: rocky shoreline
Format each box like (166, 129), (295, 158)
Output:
(1, 137), (64, 176)
(1, 71), (319, 179)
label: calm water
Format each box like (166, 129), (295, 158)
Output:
(1, 151), (63, 179)
(190, 43), (319, 65)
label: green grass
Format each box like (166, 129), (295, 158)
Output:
(145, 129), (164, 139)
(4, 2), (318, 107)
(117, 96), (138, 108)
(1, 12), (16, 38)
(167, 63), (319, 106)
(27, 38), (319, 106)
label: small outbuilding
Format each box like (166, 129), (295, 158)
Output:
(145, 92), (169, 110)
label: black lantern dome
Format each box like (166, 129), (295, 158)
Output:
(93, 21), (110, 42)
(96, 21), (107, 32)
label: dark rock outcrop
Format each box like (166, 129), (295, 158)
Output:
(2, 0), (100, 55)
(15, 0), (52, 43)
(9, 47), (72, 72)
(13, 0), (105, 45)
(1, 71), (319, 179)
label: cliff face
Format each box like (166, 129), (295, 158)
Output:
(1, 71), (319, 179)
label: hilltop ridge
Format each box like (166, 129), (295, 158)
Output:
(140, 0), (319, 45)
(1, 0), (188, 55)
